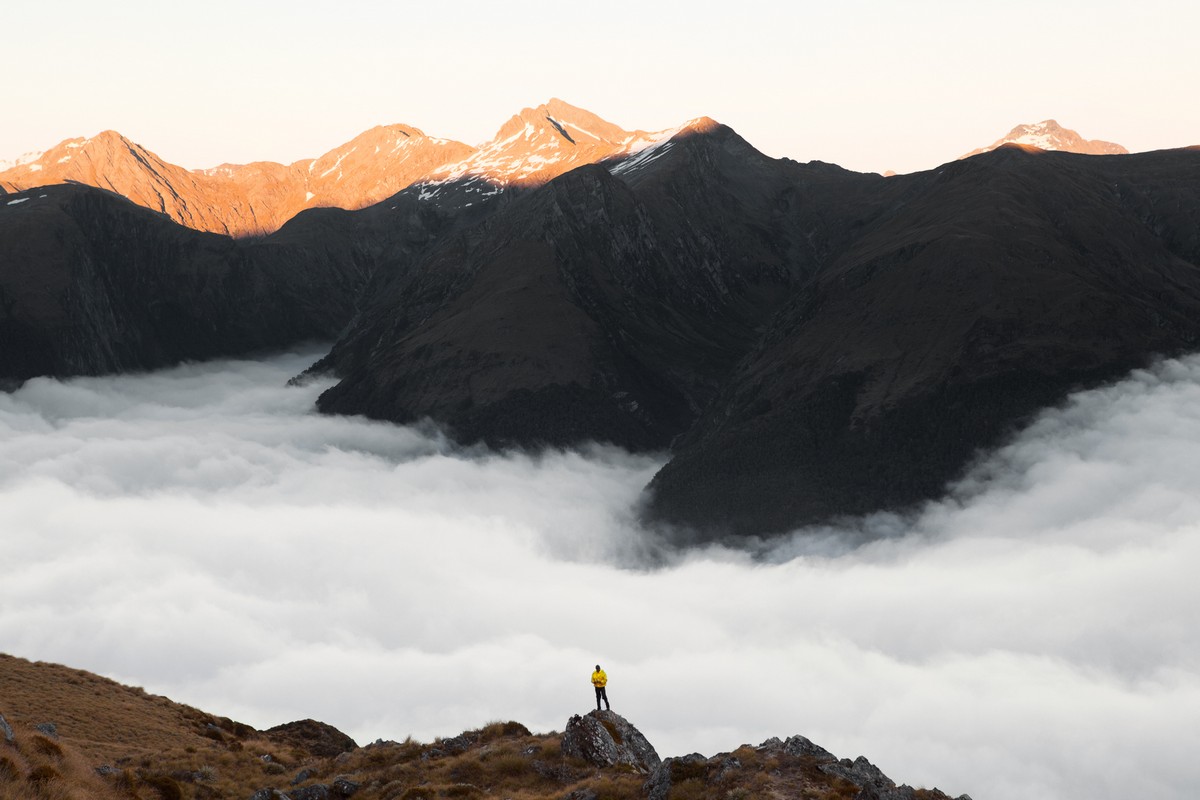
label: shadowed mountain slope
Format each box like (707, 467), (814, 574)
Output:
(647, 146), (1200, 534)
(0, 182), (465, 381)
(315, 140), (1200, 536)
(312, 122), (887, 450)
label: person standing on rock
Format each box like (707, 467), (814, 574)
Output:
(592, 664), (610, 711)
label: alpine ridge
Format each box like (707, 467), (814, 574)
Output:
(0, 127), (472, 237)
(0, 100), (676, 237)
(4, 101), (1200, 536)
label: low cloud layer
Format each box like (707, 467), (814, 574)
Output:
(2, 348), (1198, 800)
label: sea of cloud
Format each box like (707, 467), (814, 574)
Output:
(1, 346), (1197, 800)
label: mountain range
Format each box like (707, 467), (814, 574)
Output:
(2, 110), (1129, 237)
(0, 100), (679, 237)
(2, 102), (1198, 538)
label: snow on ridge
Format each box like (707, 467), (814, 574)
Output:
(607, 122), (690, 177)
(563, 120), (603, 142)
(0, 150), (45, 171)
(318, 147), (355, 180)
(6, 197), (30, 206)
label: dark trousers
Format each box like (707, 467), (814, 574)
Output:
(595, 686), (609, 710)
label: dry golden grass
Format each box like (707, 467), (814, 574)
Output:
(0, 652), (957, 800)
(0, 725), (125, 800)
(0, 653), (225, 764)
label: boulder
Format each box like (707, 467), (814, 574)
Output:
(265, 719), (358, 758)
(644, 753), (706, 800)
(0, 713), (12, 744)
(331, 777), (360, 797)
(560, 711), (660, 773)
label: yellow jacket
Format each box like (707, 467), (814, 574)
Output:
(591, 669), (608, 688)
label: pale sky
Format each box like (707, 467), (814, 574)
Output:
(3, 0), (1197, 173)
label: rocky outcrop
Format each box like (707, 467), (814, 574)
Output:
(264, 720), (358, 759)
(560, 711), (660, 773)
(646, 735), (969, 800)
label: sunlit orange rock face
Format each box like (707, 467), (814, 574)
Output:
(201, 124), (475, 232)
(0, 100), (674, 236)
(0, 125), (471, 237)
(0, 130), (255, 234)
(419, 99), (647, 191)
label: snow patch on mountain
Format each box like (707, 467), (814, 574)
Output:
(962, 120), (1128, 159)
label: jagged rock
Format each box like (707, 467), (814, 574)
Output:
(95, 765), (117, 776)
(821, 755), (896, 789)
(644, 753), (706, 800)
(265, 719), (359, 758)
(34, 722), (58, 739)
(248, 790), (287, 800)
(290, 785), (331, 800)
(561, 711), (660, 773)
(291, 768), (316, 786)
(563, 789), (598, 800)
(646, 735), (964, 800)
(0, 713), (13, 744)
(758, 733), (837, 762)
(331, 777), (360, 797)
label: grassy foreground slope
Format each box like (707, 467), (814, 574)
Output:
(0, 653), (958, 800)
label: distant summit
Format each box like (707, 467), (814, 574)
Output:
(415, 98), (649, 197)
(962, 119), (1128, 158)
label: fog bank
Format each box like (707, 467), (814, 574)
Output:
(2, 348), (1198, 800)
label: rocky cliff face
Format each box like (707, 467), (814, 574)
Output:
(961, 119), (1128, 158)
(561, 711), (661, 773)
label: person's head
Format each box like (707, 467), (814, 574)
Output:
(595, 665), (601, 671)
